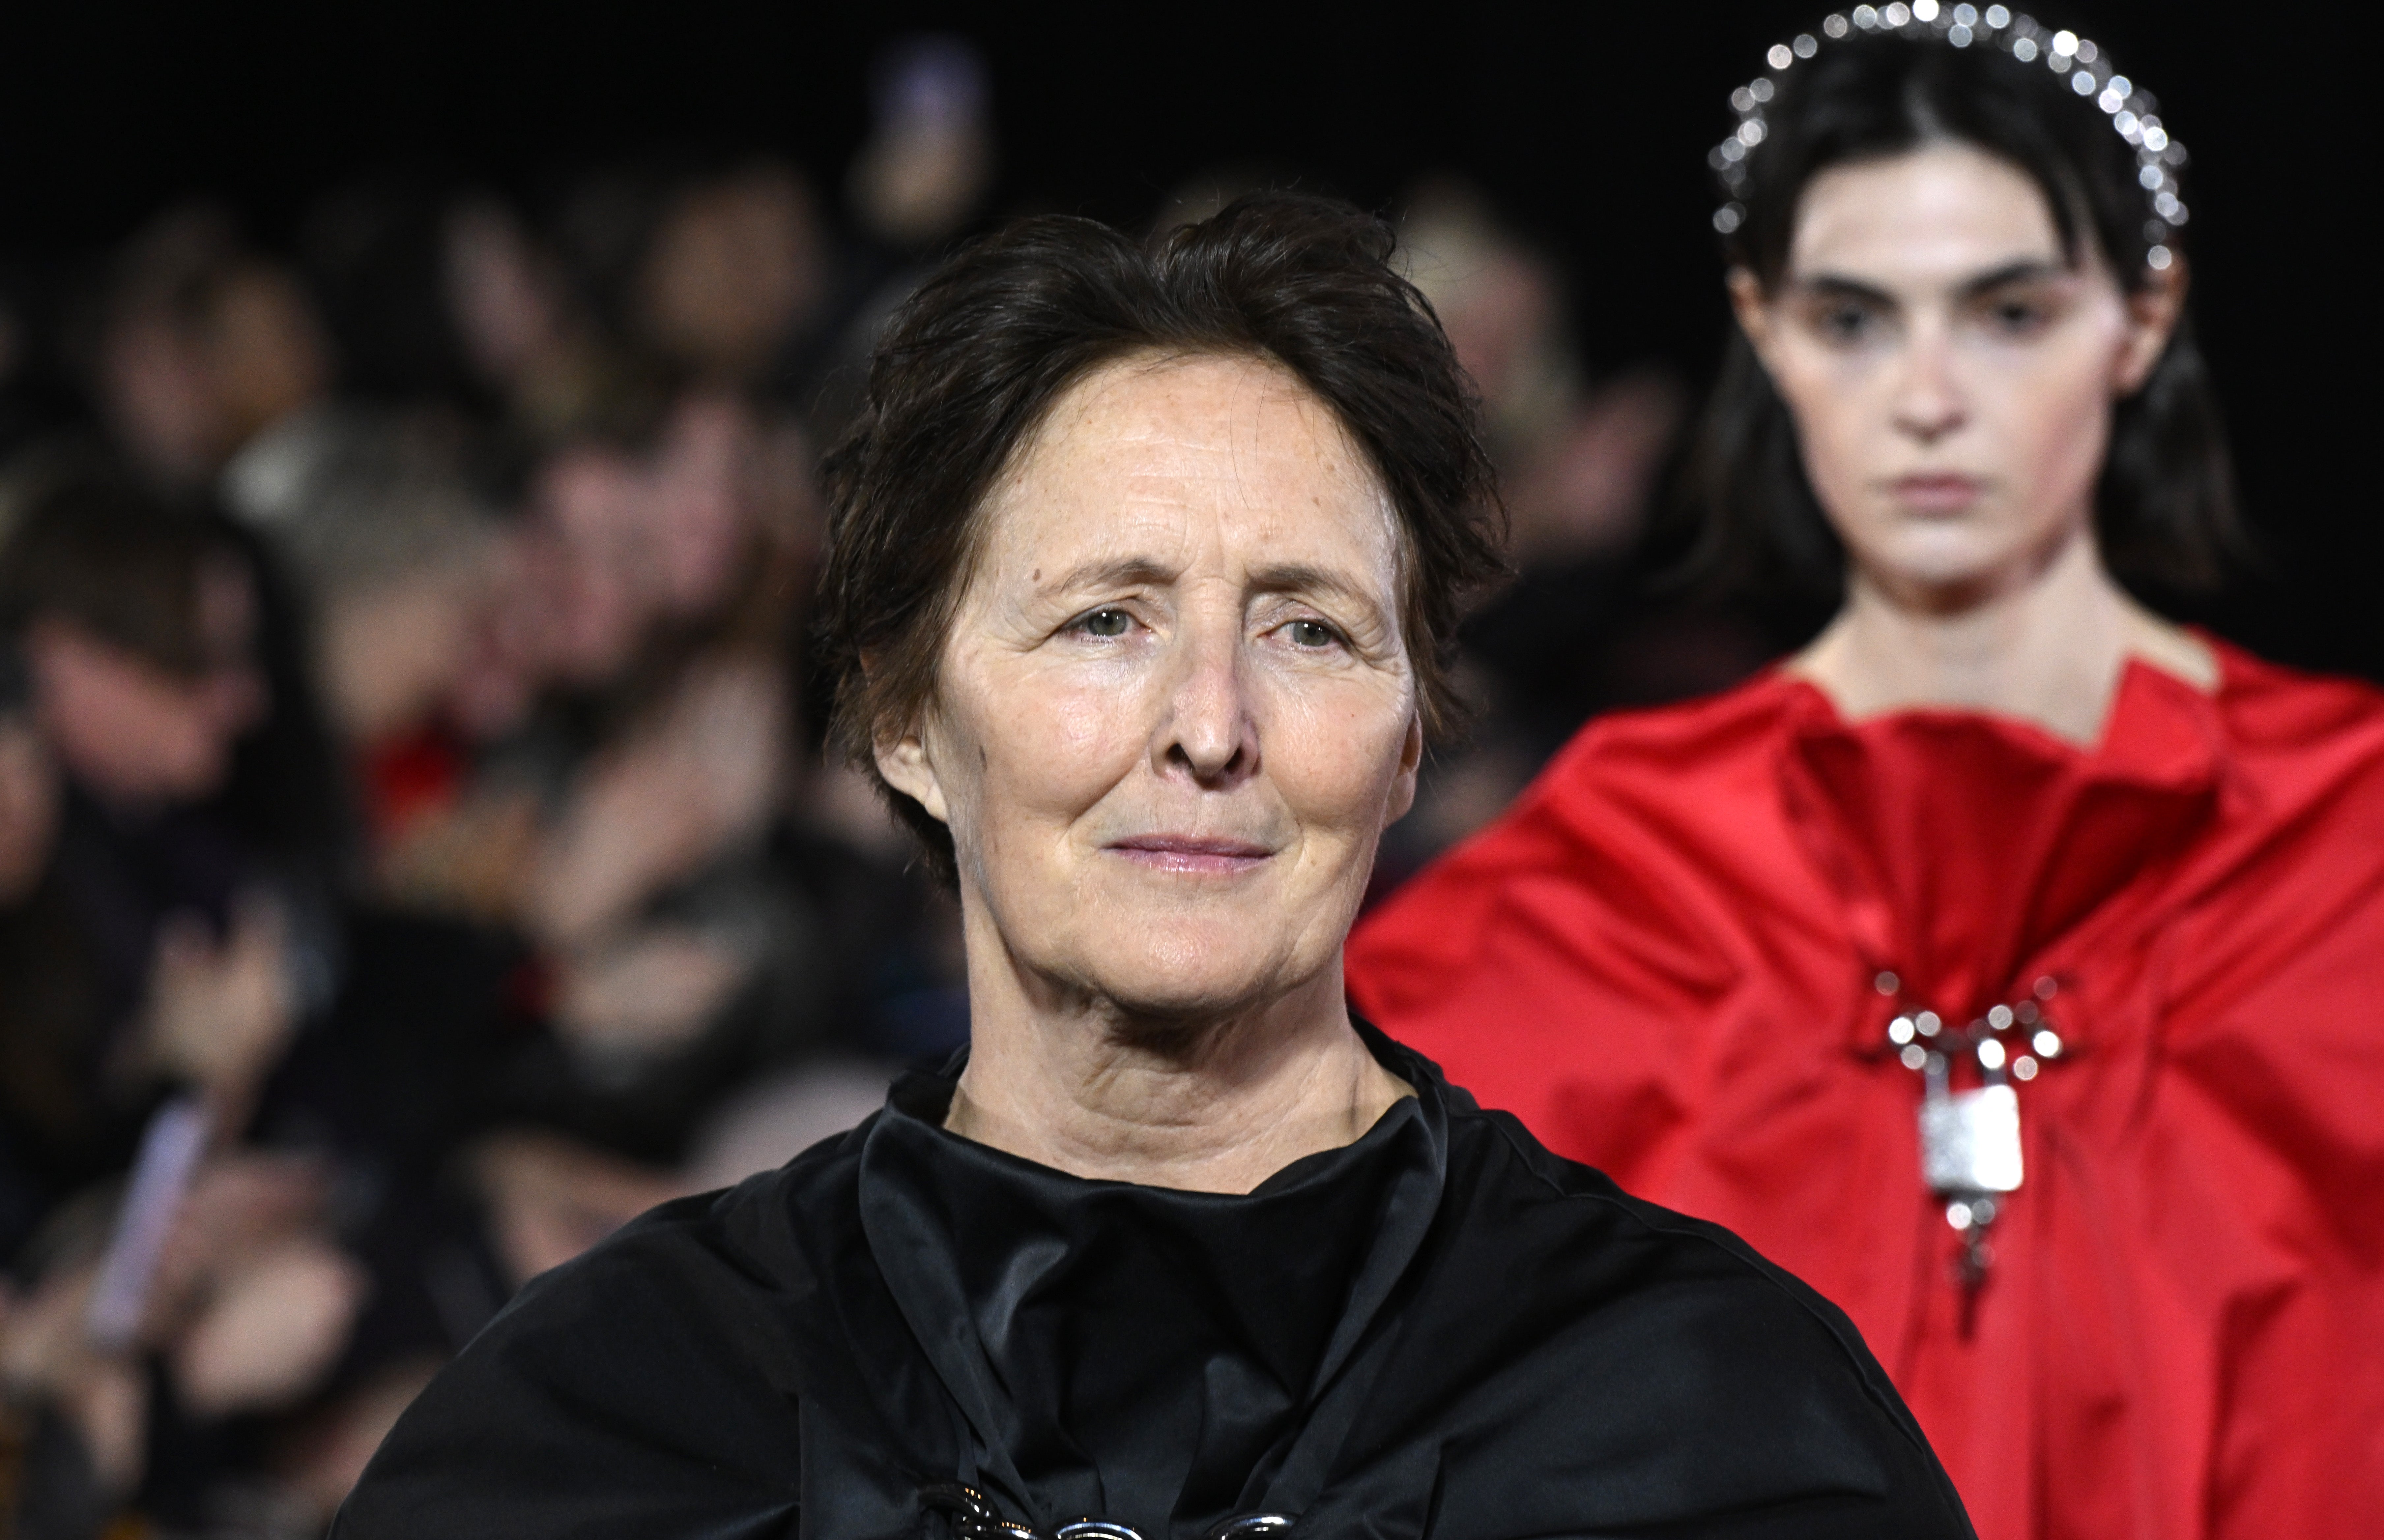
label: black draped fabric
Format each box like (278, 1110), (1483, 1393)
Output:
(334, 1029), (1972, 1538)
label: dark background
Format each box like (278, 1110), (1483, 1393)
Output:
(4, 0), (2371, 678)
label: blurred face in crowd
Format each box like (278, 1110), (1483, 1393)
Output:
(25, 557), (267, 808)
(445, 202), (575, 391)
(640, 168), (825, 384)
(647, 395), (758, 619)
(877, 354), (1422, 1025)
(1731, 141), (2182, 609)
(530, 446), (649, 686)
(317, 558), (494, 744)
(103, 265), (331, 486)
(519, 394), (758, 689)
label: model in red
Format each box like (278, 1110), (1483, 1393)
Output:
(1349, 12), (2383, 1540)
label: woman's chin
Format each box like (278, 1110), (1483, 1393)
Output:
(1059, 929), (1322, 1029)
(1853, 521), (2070, 605)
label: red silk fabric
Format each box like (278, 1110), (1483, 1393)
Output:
(1348, 641), (2384, 1540)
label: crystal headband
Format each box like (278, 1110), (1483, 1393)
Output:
(1710, 2), (2189, 271)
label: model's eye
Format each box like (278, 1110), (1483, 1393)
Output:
(1284, 619), (1342, 649)
(1987, 298), (2048, 334)
(1073, 608), (1133, 638)
(1817, 301), (1877, 343)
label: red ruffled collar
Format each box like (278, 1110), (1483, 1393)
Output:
(1771, 657), (2226, 1033)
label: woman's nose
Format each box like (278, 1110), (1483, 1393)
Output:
(1890, 333), (1967, 444)
(1155, 626), (1258, 787)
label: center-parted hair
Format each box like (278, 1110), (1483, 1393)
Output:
(1684, 28), (2243, 609)
(815, 192), (1506, 885)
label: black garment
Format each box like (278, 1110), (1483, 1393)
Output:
(335, 1029), (1973, 1539)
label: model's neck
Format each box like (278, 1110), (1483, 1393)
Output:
(1790, 524), (2216, 744)
(945, 935), (1409, 1194)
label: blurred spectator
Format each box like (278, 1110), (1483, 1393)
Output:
(1367, 182), (1765, 888)
(847, 37), (994, 251)
(219, 413), (506, 860)
(637, 163), (830, 389)
(0, 468), (390, 1532)
(90, 209), (334, 497)
(441, 197), (623, 445)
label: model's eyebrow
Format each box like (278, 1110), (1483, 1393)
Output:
(1955, 259), (2071, 298)
(1791, 260), (2071, 306)
(1789, 272), (1898, 308)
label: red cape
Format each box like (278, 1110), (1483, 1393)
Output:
(1348, 641), (2384, 1540)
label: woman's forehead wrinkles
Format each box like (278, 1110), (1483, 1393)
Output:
(984, 361), (1399, 587)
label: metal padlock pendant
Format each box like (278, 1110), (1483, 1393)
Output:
(1919, 1074), (2024, 1194)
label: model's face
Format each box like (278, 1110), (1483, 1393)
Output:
(1734, 142), (2180, 606)
(878, 354), (1421, 1023)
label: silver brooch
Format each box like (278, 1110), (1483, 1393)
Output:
(1880, 972), (2069, 1286)
(920, 1483), (1294, 1540)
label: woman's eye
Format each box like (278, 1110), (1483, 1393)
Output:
(1987, 299), (2047, 334)
(1284, 619), (1341, 649)
(1814, 303), (1876, 344)
(1073, 608), (1133, 638)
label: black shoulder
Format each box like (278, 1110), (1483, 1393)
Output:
(1407, 1104), (1976, 1538)
(332, 1150), (852, 1540)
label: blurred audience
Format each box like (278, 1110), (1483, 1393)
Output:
(0, 78), (1759, 1537)
(1375, 181), (1766, 887)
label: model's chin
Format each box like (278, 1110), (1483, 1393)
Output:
(1857, 524), (2050, 602)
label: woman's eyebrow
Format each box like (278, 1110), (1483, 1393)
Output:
(1249, 562), (1386, 617)
(1030, 557), (1385, 616)
(1036, 556), (1178, 596)
(1956, 259), (2070, 298)
(1789, 258), (2068, 306)
(1789, 273), (1898, 307)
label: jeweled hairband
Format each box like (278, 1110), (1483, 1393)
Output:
(1710, 2), (2189, 271)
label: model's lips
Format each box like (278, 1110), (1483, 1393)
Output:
(1104, 835), (1275, 874)
(1888, 473), (1987, 514)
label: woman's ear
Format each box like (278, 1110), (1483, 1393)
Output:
(1725, 266), (1782, 376)
(2113, 255), (2188, 396)
(874, 723), (950, 825)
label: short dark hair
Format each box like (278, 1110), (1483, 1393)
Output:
(815, 192), (1506, 884)
(0, 466), (240, 677)
(1684, 29), (2243, 606)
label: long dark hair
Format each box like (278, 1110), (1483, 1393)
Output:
(1682, 27), (2243, 610)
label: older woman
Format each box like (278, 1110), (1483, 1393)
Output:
(334, 196), (1970, 1540)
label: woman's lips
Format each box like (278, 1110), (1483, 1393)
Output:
(1889, 473), (1986, 514)
(1105, 836), (1274, 875)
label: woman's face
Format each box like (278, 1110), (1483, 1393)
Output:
(879, 354), (1421, 1022)
(1733, 141), (2180, 606)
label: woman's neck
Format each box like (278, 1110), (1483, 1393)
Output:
(944, 950), (1410, 1195)
(1789, 525), (2217, 744)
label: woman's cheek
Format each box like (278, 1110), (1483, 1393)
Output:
(2006, 340), (2116, 517)
(1772, 344), (1861, 469)
(1266, 674), (1410, 832)
(984, 674), (1148, 823)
